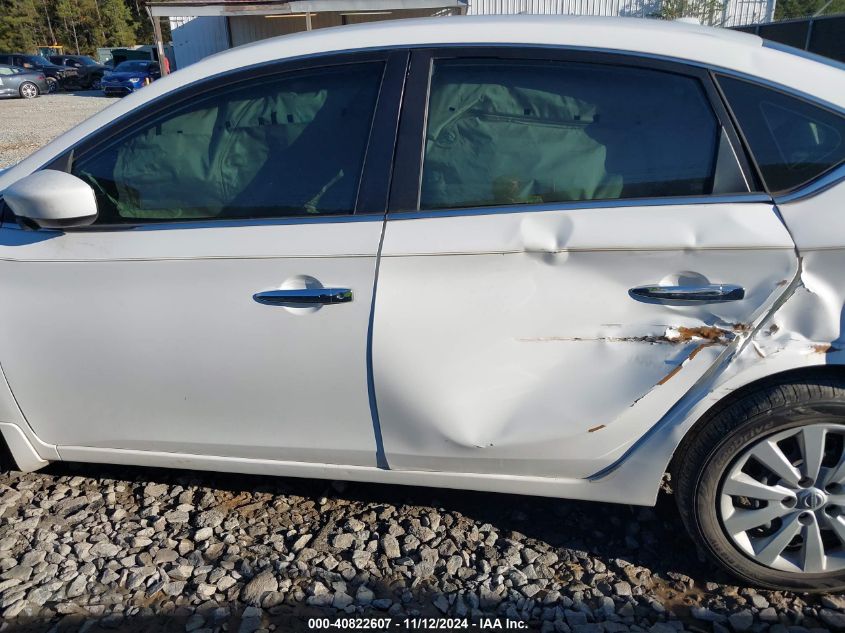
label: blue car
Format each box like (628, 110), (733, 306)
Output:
(101, 60), (161, 96)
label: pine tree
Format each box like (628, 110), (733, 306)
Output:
(98, 0), (136, 46)
(0, 0), (39, 51)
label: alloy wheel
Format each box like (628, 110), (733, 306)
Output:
(19, 82), (38, 99)
(719, 423), (845, 573)
(46, 77), (58, 93)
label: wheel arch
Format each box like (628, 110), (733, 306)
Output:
(593, 354), (845, 506)
(669, 364), (845, 486)
(0, 362), (56, 471)
(0, 426), (16, 471)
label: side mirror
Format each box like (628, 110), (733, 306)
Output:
(3, 170), (98, 229)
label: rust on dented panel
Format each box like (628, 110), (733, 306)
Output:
(673, 326), (726, 342)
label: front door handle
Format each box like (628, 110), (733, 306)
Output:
(629, 284), (744, 304)
(253, 288), (353, 306)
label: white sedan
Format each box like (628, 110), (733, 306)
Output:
(1, 16), (844, 592)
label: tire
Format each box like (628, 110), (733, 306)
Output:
(19, 81), (39, 99)
(46, 77), (58, 93)
(675, 373), (845, 592)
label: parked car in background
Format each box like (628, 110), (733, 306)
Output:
(101, 60), (160, 96)
(1, 17), (845, 592)
(0, 54), (74, 93)
(48, 54), (107, 90)
(0, 64), (48, 99)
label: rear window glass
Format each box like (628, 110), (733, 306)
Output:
(719, 75), (845, 192)
(420, 59), (721, 211)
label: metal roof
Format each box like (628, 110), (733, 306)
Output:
(147, 0), (465, 16)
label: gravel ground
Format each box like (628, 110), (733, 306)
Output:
(1, 463), (845, 633)
(1, 92), (845, 633)
(0, 92), (113, 169)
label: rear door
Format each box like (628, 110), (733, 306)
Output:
(373, 49), (798, 479)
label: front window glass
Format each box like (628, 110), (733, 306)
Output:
(718, 76), (845, 192)
(25, 56), (51, 66)
(420, 59), (720, 210)
(72, 63), (383, 223)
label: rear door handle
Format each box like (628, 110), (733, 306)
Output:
(629, 284), (744, 304)
(253, 288), (353, 306)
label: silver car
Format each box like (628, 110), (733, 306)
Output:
(0, 64), (48, 99)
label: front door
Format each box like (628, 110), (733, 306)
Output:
(0, 53), (401, 467)
(373, 50), (799, 478)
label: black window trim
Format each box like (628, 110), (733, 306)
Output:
(714, 72), (845, 198)
(388, 46), (762, 216)
(40, 48), (409, 231)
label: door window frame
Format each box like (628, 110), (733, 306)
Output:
(387, 46), (763, 216)
(37, 49), (410, 231)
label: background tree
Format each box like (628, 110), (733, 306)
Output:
(0, 0), (153, 55)
(0, 0), (40, 51)
(775, 0), (845, 18)
(656, 0), (727, 24)
(98, 0), (136, 46)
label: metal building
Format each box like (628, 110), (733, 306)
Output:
(152, 0), (467, 69)
(151, 0), (776, 70)
(466, 0), (775, 26)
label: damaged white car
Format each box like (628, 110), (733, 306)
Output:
(1, 16), (844, 591)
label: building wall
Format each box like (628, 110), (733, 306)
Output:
(169, 16), (230, 69)
(466, 0), (775, 25)
(228, 10), (448, 47)
(170, 1), (776, 69)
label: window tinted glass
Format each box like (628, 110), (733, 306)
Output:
(73, 63), (383, 223)
(420, 59), (719, 210)
(719, 76), (845, 192)
(114, 61), (152, 72)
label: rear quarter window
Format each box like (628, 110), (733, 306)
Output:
(719, 75), (845, 193)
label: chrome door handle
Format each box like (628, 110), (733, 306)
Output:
(629, 284), (744, 304)
(253, 288), (353, 306)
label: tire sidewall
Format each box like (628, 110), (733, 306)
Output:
(693, 401), (845, 591)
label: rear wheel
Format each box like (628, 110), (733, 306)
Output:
(45, 77), (58, 93)
(676, 375), (845, 591)
(19, 81), (39, 99)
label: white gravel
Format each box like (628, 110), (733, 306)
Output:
(0, 91), (113, 169)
